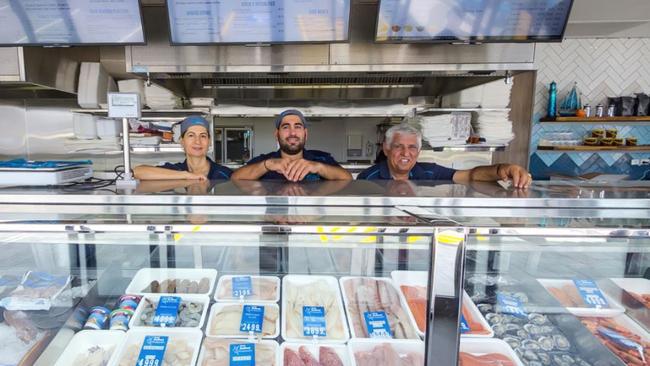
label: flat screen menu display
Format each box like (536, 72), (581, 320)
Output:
(0, 0), (145, 46)
(376, 0), (573, 43)
(167, 0), (350, 44)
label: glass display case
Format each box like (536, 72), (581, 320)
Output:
(0, 181), (647, 366)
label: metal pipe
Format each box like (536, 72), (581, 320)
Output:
(121, 117), (133, 180)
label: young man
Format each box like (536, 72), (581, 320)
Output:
(357, 124), (532, 188)
(231, 109), (352, 182)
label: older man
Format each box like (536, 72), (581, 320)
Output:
(357, 124), (532, 188)
(232, 109), (352, 182)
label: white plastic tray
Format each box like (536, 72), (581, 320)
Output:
(125, 268), (217, 295)
(215, 275), (280, 303)
(54, 330), (125, 366)
(538, 279), (625, 317)
(610, 278), (650, 302)
(206, 302), (280, 338)
(340, 276), (419, 339)
(460, 338), (524, 366)
(282, 275), (350, 343)
(129, 293), (209, 329)
(280, 342), (350, 366)
(108, 328), (202, 366)
(347, 339), (424, 366)
(197, 338), (279, 366)
(390, 270), (492, 338)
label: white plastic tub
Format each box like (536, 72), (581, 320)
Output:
(54, 330), (124, 366)
(281, 275), (350, 343)
(206, 302), (280, 339)
(538, 279), (625, 317)
(108, 328), (202, 366)
(347, 339), (424, 366)
(197, 338), (279, 366)
(215, 275), (280, 303)
(129, 293), (209, 329)
(460, 338), (524, 366)
(125, 268), (217, 296)
(280, 342), (350, 366)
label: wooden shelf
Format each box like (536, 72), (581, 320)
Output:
(540, 116), (650, 123)
(537, 145), (650, 152)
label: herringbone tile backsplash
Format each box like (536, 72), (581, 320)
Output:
(529, 38), (650, 179)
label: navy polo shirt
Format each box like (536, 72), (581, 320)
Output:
(159, 158), (232, 180)
(246, 149), (341, 181)
(357, 161), (456, 181)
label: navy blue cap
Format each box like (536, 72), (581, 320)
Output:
(274, 109), (306, 128)
(180, 116), (210, 136)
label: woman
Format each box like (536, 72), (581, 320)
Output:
(133, 116), (232, 180)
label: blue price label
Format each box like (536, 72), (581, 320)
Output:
(239, 305), (264, 333)
(136, 335), (168, 366)
(153, 296), (181, 327)
(460, 313), (470, 333)
(597, 326), (645, 362)
(573, 279), (609, 308)
(232, 276), (253, 298)
(230, 343), (255, 366)
(302, 306), (327, 337)
(364, 311), (393, 339)
(497, 293), (527, 318)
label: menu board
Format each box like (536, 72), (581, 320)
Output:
(167, 0), (350, 44)
(0, 0), (145, 45)
(376, 0), (573, 43)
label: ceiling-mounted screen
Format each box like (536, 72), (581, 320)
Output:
(167, 0), (350, 44)
(0, 0), (145, 46)
(376, 0), (574, 43)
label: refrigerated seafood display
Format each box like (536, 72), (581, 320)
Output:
(580, 316), (650, 366)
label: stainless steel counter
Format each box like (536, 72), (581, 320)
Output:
(0, 180), (649, 208)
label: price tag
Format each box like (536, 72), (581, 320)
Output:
(573, 279), (609, 308)
(136, 335), (168, 366)
(152, 296), (181, 327)
(239, 305), (264, 333)
(302, 306), (327, 337)
(229, 343), (255, 366)
(497, 293), (527, 318)
(232, 276), (253, 298)
(460, 313), (470, 333)
(363, 311), (393, 339)
(598, 326), (645, 363)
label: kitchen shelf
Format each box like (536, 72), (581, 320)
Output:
(539, 116), (650, 123)
(537, 145), (650, 152)
(71, 108), (209, 120)
(130, 144), (184, 153)
(427, 144), (506, 152)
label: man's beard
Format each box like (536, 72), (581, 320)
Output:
(279, 139), (304, 155)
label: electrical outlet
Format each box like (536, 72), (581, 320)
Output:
(631, 159), (650, 166)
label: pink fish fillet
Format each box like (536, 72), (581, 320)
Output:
(319, 347), (343, 366)
(285, 348), (305, 366)
(299, 346), (321, 366)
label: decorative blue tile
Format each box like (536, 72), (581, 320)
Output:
(537, 152), (563, 167)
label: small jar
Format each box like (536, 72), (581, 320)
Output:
(626, 137), (638, 146)
(591, 129), (605, 138)
(583, 137), (599, 146)
(600, 138), (614, 146)
(606, 128), (617, 138)
(613, 138), (625, 146)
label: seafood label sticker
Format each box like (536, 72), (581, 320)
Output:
(497, 293), (527, 318)
(152, 296), (181, 327)
(229, 343), (255, 366)
(573, 279), (609, 308)
(460, 314), (470, 333)
(232, 276), (253, 298)
(240, 305), (264, 333)
(302, 306), (327, 337)
(136, 335), (168, 366)
(364, 311), (393, 338)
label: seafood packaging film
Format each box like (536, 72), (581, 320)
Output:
(538, 279), (625, 317)
(129, 293), (209, 329)
(460, 338), (525, 366)
(347, 339), (424, 366)
(281, 275), (350, 343)
(215, 275), (280, 302)
(281, 342), (350, 366)
(340, 277), (419, 339)
(198, 338), (279, 366)
(391, 270), (492, 338)
(109, 328), (202, 366)
(206, 302), (280, 338)
(124, 268), (217, 295)
(54, 330), (125, 366)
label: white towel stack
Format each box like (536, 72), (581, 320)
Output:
(473, 110), (514, 144)
(441, 79), (512, 108)
(412, 113), (472, 147)
(144, 83), (181, 109)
